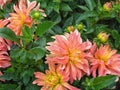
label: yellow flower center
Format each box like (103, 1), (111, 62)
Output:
(96, 49), (113, 62)
(68, 49), (81, 64)
(100, 53), (111, 62)
(45, 72), (62, 87)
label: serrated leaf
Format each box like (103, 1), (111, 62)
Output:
(93, 75), (117, 90)
(36, 21), (54, 36)
(0, 27), (19, 44)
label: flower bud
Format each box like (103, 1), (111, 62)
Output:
(30, 11), (41, 20)
(97, 32), (109, 43)
(67, 26), (75, 32)
(77, 23), (84, 31)
(103, 2), (112, 12)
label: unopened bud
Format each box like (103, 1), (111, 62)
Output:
(97, 32), (109, 43)
(103, 2), (112, 12)
(77, 23), (84, 31)
(30, 11), (41, 20)
(67, 26), (75, 32)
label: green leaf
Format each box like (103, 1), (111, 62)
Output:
(85, 0), (96, 11)
(0, 27), (19, 44)
(25, 84), (40, 90)
(0, 84), (17, 90)
(60, 3), (72, 11)
(28, 47), (45, 60)
(93, 75), (117, 90)
(53, 3), (60, 13)
(36, 21), (55, 36)
(76, 11), (97, 24)
(34, 37), (46, 47)
(51, 14), (61, 24)
(78, 5), (89, 11)
(111, 30), (120, 40)
(22, 69), (34, 85)
(63, 16), (73, 28)
(85, 28), (94, 34)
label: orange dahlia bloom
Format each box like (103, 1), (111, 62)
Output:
(7, 0), (45, 36)
(0, 19), (12, 81)
(46, 30), (92, 83)
(33, 64), (80, 90)
(89, 44), (120, 77)
(0, 19), (9, 28)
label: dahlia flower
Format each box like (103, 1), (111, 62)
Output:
(0, 19), (12, 50)
(89, 44), (120, 77)
(33, 64), (80, 90)
(46, 30), (92, 83)
(7, 0), (46, 36)
(0, 19), (9, 28)
(0, 19), (12, 81)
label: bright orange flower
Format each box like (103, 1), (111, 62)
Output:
(89, 44), (120, 77)
(46, 30), (92, 83)
(33, 64), (80, 90)
(7, 0), (46, 36)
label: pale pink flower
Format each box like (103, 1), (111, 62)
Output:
(46, 30), (92, 83)
(89, 44), (120, 77)
(33, 63), (80, 90)
(7, 0), (46, 36)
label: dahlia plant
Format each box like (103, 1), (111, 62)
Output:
(0, 0), (120, 90)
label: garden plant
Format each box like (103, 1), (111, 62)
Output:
(0, 0), (120, 90)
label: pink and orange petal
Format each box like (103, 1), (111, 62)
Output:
(46, 30), (92, 83)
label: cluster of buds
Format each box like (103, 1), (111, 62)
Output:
(66, 23), (86, 33)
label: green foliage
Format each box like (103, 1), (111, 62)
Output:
(0, 27), (20, 45)
(82, 75), (117, 90)
(35, 21), (55, 36)
(0, 0), (120, 90)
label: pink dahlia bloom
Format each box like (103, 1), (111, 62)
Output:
(0, 19), (9, 28)
(46, 30), (92, 83)
(7, 0), (46, 36)
(0, 19), (12, 50)
(0, 19), (12, 81)
(89, 44), (120, 77)
(33, 64), (80, 90)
